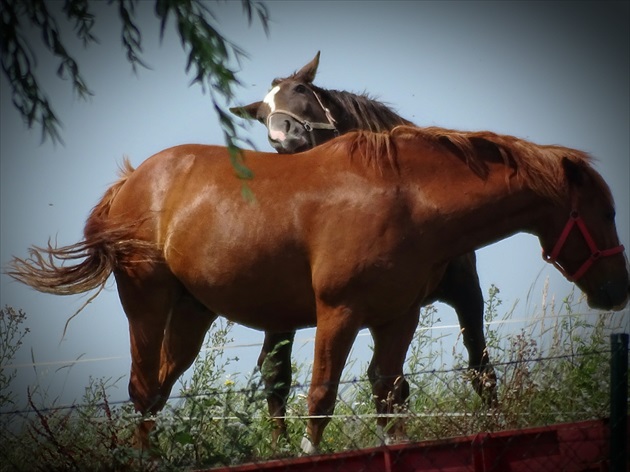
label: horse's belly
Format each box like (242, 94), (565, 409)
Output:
(217, 302), (316, 332)
(193, 283), (316, 332)
(171, 247), (317, 331)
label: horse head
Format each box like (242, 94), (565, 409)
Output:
(540, 157), (628, 310)
(230, 51), (339, 153)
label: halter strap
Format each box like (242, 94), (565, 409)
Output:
(266, 89), (339, 145)
(542, 194), (625, 282)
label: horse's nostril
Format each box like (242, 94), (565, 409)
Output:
(284, 120), (291, 133)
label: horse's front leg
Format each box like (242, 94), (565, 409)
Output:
(302, 303), (361, 454)
(257, 330), (296, 449)
(367, 307), (420, 445)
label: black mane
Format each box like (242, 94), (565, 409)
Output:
(315, 86), (414, 133)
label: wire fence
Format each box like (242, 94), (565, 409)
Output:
(3, 309), (606, 370)
(1, 299), (628, 471)
(0, 348), (614, 416)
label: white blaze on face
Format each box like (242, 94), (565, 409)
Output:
(263, 85), (280, 113)
(263, 85), (287, 142)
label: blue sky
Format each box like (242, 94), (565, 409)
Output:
(1, 1), (628, 408)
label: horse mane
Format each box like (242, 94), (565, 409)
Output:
(335, 125), (597, 202)
(316, 87), (414, 132)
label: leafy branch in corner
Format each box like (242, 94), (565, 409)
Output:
(0, 0), (269, 154)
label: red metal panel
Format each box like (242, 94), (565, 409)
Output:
(204, 418), (624, 472)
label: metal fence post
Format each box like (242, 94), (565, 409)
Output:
(610, 333), (628, 472)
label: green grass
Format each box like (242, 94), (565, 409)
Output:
(0, 281), (626, 470)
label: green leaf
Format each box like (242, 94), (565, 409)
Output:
(173, 430), (194, 445)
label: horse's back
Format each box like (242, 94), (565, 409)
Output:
(106, 144), (319, 329)
(108, 144), (232, 225)
(103, 139), (433, 330)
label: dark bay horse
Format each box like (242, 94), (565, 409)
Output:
(8, 126), (628, 453)
(230, 51), (494, 443)
(231, 51), (414, 153)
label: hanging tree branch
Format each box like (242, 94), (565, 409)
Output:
(0, 0), (269, 151)
(1, 0), (96, 143)
(155, 0), (263, 179)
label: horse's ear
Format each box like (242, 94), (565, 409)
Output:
(295, 51), (320, 83)
(229, 101), (262, 120)
(562, 156), (585, 187)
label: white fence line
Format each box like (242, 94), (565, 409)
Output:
(5, 310), (618, 369)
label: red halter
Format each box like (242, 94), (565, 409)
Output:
(543, 195), (625, 282)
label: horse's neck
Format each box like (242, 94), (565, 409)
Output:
(412, 163), (548, 260)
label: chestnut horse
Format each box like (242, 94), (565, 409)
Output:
(230, 51), (494, 443)
(8, 126), (628, 454)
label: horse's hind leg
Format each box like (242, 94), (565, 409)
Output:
(436, 252), (497, 406)
(158, 293), (217, 408)
(114, 267), (181, 450)
(257, 330), (295, 449)
(367, 308), (419, 445)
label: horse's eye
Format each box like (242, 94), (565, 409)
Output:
(294, 84), (307, 94)
(605, 209), (616, 222)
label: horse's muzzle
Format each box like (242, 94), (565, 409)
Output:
(267, 114), (311, 153)
(588, 280), (629, 311)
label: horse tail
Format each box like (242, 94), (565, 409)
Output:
(6, 158), (159, 297)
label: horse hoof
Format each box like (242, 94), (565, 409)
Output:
(300, 436), (318, 455)
(376, 425), (410, 446)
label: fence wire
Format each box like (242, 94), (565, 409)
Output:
(1, 345), (626, 471)
(1, 300), (628, 471)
